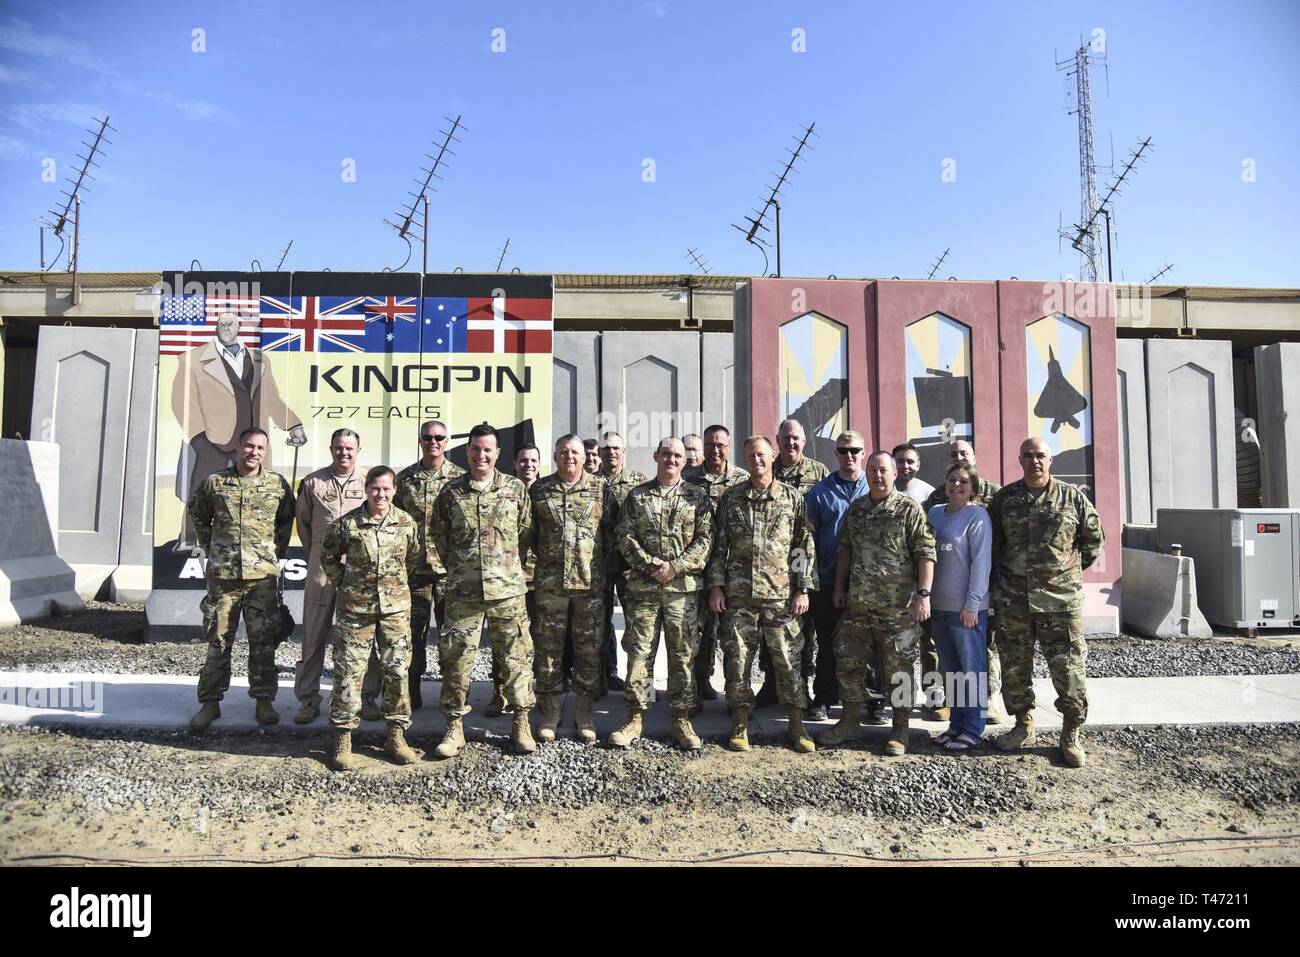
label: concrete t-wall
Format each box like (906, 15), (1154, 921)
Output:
(1256, 342), (1300, 507)
(1116, 339), (1152, 524)
(0, 439), (82, 627)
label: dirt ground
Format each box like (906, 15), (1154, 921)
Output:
(2, 724), (1297, 867)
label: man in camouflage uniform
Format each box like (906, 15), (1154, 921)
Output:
(759, 417), (830, 712)
(823, 451), (936, 756)
(597, 430), (647, 695)
(387, 419), (465, 712)
(683, 424), (748, 707)
(610, 437), (714, 750)
(707, 436), (818, 753)
(528, 434), (620, 743)
(187, 428), (294, 730)
(923, 439), (1006, 722)
(989, 437), (1103, 767)
(430, 423), (536, 758)
(681, 433), (704, 469)
(292, 428), (367, 725)
(320, 466), (422, 771)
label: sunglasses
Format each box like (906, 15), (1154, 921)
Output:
(420, 434), (448, 443)
(836, 447), (864, 456)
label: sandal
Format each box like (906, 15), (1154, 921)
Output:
(943, 734), (981, 752)
(933, 729), (959, 746)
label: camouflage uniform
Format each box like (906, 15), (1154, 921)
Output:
(321, 506), (421, 730)
(683, 462), (749, 693)
(836, 491), (937, 708)
(706, 479), (817, 715)
(597, 466), (648, 684)
(989, 477), (1103, 723)
(527, 472), (619, 697)
(770, 455), (829, 686)
(187, 467), (294, 704)
(616, 479), (714, 713)
(430, 470), (534, 718)
(389, 459), (465, 695)
(923, 475), (1004, 706)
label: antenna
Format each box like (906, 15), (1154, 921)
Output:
(43, 114), (115, 271)
(383, 115), (465, 270)
(926, 247), (950, 280)
(494, 237), (511, 272)
(685, 247), (710, 275)
(1144, 263), (1174, 285)
(731, 122), (817, 277)
(1066, 136), (1153, 282)
(1056, 43), (1104, 280)
(274, 239), (294, 271)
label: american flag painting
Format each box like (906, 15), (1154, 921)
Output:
(158, 293), (261, 355)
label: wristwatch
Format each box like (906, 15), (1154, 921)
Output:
(916, 589), (931, 598)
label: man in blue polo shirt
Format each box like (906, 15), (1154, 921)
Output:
(804, 429), (886, 723)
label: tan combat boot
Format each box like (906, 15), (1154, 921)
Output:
(787, 707), (815, 753)
(1060, 718), (1087, 768)
(293, 700), (319, 725)
(189, 701), (220, 730)
(434, 717), (465, 759)
(536, 693), (562, 744)
(255, 699), (280, 725)
(671, 711), (703, 751)
(574, 694), (597, 745)
(330, 729), (354, 772)
(727, 711), (750, 752)
(385, 723), (418, 765)
(985, 697), (1009, 725)
(884, 708), (910, 757)
(994, 711), (1036, 752)
(511, 709), (537, 754)
(609, 712), (643, 748)
(817, 702), (864, 747)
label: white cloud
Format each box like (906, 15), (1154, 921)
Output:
(645, 1), (669, 17)
(0, 131), (34, 159)
(5, 100), (108, 130)
(0, 62), (51, 89)
(0, 16), (116, 75)
(142, 89), (230, 122)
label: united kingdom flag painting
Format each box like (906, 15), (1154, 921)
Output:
(259, 296), (367, 352)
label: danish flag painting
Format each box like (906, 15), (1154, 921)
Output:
(465, 293), (553, 353)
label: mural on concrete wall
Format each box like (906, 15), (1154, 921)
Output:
(1026, 313), (1094, 499)
(153, 272), (553, 589)
(779, 311), (848, 468)
(905, 312), (973, 488)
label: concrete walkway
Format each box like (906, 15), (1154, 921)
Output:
(3, 671), (1298, 741)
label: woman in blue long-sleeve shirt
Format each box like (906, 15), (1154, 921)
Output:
(926, 463), (992, 750)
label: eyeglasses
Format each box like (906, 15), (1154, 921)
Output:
(836, 447), (864, 456)
(420, 434), (448, 443)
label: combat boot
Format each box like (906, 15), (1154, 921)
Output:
(293, 700), (319, 725)
(536, 693), (562, 743)
(994, 711), (1036, 752)
(884, 708), (910, 757)
(574, 694), (597, 744)
(786, 707), (815, 754)
(330, 729), (354, 772)
(817, 702), (864, 747)
(671, 711), (702, 751)
(609, 712), (643, 748)
(189, 701), (220, 731)
(434, 717), (465, 759)
(727, 711), (750, 752)
(484, 683), (511, 718)
(255, 699), (279, 725)
(385, 723), (418, 765)
(985, 698), (1009, 725)
(511, 709), (537, 754)
(1060, 718), (1087, 768)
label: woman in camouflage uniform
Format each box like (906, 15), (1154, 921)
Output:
(320, 465), (422, 771)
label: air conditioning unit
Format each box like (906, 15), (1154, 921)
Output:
(1155, 509), (1300, 634)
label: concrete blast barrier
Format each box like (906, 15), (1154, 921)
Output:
(599, 331), (702, 477)
(1116, 339), (1152, 524)
(0, 439), (83, 627)
(1121, 547), (1213, 639)
(552, 331), (600, 439)
(1255, 343), (1300, 507)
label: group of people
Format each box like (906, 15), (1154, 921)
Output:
(185, 416), (1103, 773)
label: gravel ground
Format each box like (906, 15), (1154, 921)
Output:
(1, 722), (1295, 822)
(1, 604), (1297, 680)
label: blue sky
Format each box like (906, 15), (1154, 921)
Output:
(1, 0), (1296, 285)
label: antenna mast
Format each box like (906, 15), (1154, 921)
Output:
(1057, 45), (1104, 280)
(731, 122), (816, 277)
